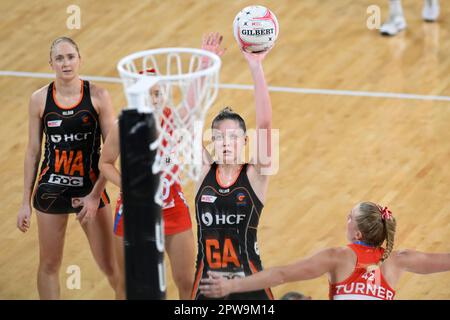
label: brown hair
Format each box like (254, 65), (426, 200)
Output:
(49, 36), (80, 61)
(356, 202), (397, 269)
(211, 107), (246, 133)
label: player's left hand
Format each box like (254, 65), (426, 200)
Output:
(199, 271), (231, 298)
(74, 193), (100, 225)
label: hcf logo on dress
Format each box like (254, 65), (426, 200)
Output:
(201, 212), (246, 226)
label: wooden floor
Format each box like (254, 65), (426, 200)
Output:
(0, 0), (449, 299)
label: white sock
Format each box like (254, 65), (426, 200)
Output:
(389, 0), (404, 17)
(422, 0), (440, 21)
(424, 0), (439, 7)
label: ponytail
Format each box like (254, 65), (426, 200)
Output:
(356, 202), (397, 271)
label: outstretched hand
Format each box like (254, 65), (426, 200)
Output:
(201, 32), (226, 70)
(202, 32), (226, 57)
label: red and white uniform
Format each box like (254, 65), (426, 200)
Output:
(113, 106), (192, 237)
(329, 243), (396, 300)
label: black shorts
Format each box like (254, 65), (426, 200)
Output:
(33, 183), (110, 214)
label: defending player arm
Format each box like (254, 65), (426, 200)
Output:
(393, 250), (450, 274)
(200, 248), (338, 297)
(76, 85), (116, 223)
(187, 33), (225, 179)
(90, 84), (116, 196)
(186, 32), (225, 111)
(99, 122), (121, 188)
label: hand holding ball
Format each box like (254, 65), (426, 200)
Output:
(233, 5), (279, 53)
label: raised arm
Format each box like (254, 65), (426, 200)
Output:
(99, 122), (121, 188)
(392, 250), (450, 275)
(243, 50), (273, 173)
(17, 90), (44, 232)
(199, 33), (225, 166)
(200, 247), (339, 298)
(185, 32), (225, 192)
(186, 32), (225, 113)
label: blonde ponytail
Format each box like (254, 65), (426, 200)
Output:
(356, 202), (397, 271)
(381, 216), (396, 262)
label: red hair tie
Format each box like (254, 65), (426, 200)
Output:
(381, 206), (393, 220)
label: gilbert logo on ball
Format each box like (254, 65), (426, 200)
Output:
(233, 5), (279, 53)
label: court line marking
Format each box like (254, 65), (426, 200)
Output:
(1, 70), (450, 102)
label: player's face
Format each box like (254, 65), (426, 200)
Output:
(346, 205), (362, 242)
(150, 84), (163, 108)
(212, 119), (246, 164)
(50, 42), (80, 80)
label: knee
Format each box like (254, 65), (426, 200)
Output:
(99, 260), (117, 278)
(39, 257), (62, 275)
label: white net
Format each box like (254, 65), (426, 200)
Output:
(117, 48), (221, 204)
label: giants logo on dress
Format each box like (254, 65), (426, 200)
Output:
(81, 115), (91, 125)
(47, 120), (62, 127)
(201, 195), (217, 203)
(236, 192), (247, 206)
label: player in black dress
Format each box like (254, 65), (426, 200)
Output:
(16, 37), (119, 299)
(191, 40), (275, 300)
